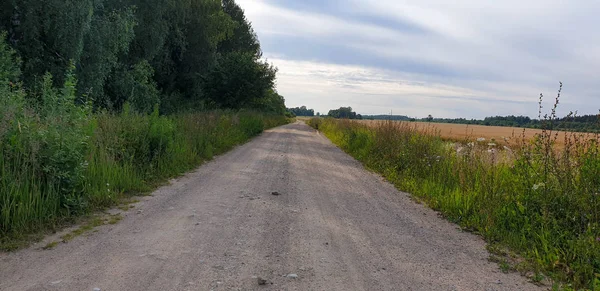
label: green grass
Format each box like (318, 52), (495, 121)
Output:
(309, 117), (600, 290)
(0, 103), (289, 250)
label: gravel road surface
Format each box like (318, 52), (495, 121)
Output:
(0, 121), (543, 291)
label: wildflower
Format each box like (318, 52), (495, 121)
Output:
(477, 137), (486, 142)
(597, 237), (600, 243)
(488, 143), (497, 147)
(467, 142), (475, 147)
(532, 183), (545, 191)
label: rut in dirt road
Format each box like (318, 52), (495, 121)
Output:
(0, 121), (543, 291)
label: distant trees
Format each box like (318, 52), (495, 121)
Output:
(328, 107), (362, 119)
(422, 114), (599, 133)
(288, 106), (314, 116)
(362, 114), (411, 121)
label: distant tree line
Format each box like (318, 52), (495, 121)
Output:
(288, 106), (314, 116)
(363, 115), (411, 121)
(328, 107), (362, 119)
(0, 0), (286, 114)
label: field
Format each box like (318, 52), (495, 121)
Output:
(358, 120), (598, 148)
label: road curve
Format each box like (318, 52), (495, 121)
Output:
(0, 121), (542, 291)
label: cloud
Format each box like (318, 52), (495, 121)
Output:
(238, 0), (600, 118)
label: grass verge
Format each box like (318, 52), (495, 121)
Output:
(308, 116), (599, 290)
(0, 107), (289, 250)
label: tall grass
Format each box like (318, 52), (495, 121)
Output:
(309, 94), (600, 289)
(0, 81), (288, 249)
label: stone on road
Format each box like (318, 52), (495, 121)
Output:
(0, 121), (542, 290)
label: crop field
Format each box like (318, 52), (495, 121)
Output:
(356, 120), (599, 148)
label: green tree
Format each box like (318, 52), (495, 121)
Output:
(0, 31), (20, 82)
(77, 6), (136, 109)
(1, 0), (95, 87)
(202, 51), (276, 109)
(218, 0), (261, 57)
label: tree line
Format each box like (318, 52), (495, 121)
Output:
(287, 106), (315, 117)
(421, 115), (599, 132)
(0, 0), (286, 114)
(328, 107), (362, 119)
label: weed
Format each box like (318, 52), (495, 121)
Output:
(61, 216), (105, 242)
(42, 241), (58, 250)
(107, 214), (122, 225)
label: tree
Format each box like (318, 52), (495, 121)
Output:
(328, 107), (359, 119)
(218, 0), (261, 57)
(288, 106), (315, 116)
(202, 51), (276, 109)
(77, 6), (136, 109)
(427, 114), (433, 122)
(1, 0), (95, 87)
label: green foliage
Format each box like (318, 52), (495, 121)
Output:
(218, 0), (261, 57)
(309, 112), (600, 289)
(328, 106), (362, 119)
(106, 61), (161, 113)
(251, 89), (287, 114)
(0, 0), (281, 113)
(288, 106), (315, 117)
(0, 31), (20, 82)
(2, 103), (289, 247)
(1, 58), (91, 238)
(0, 19), (289, 248)
(202, 51), (277, 109)
(77, 6), (136, 109)
(4, 0), (95, 86)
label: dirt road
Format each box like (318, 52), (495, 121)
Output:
(0, 121), (542, 291)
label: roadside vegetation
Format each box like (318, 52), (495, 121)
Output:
(0, 0), (289, 249)
(309, 87), (600, 290)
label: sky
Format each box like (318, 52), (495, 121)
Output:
(237, 0), (600, 119)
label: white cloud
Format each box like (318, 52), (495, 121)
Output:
(239, 0), (600, 118)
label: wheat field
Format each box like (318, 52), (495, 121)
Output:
(355, 120), (598, 147)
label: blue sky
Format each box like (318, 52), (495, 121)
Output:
(238, 0), (600, 118)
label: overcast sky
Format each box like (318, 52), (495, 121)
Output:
(237, 0), (599, 118)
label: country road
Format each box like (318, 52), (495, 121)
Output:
(0, 121), (543, 291)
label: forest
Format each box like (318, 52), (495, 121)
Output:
(0, 0), (286, 114)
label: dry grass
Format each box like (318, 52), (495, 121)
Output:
(357, 120), (598, 148)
